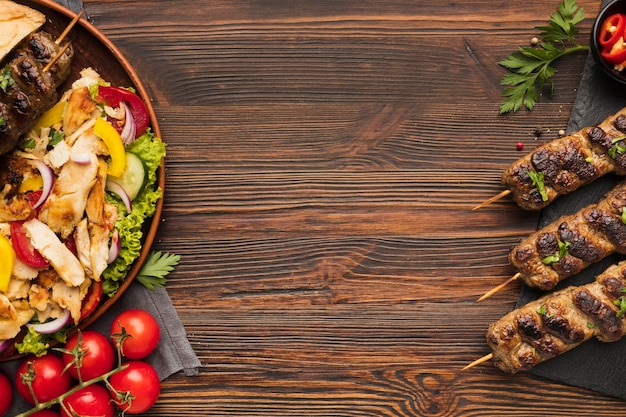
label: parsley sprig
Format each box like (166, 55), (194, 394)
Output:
(136, 251), (181, 290)
(499, 0), (588, 113)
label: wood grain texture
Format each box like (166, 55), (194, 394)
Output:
(78, 0), (626, 415)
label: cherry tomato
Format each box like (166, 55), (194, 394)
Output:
(80, 280), (103, 320)
(10, 221), (49, 268)
(109, 361), (160, 414)
(110, 309), (160, 359)
(15, 354), (71, 405)
(0, 371), (12, 416)
(30, 410), (61, 417)
(61, 384), (114, 417)
(62, 330), (115, 381)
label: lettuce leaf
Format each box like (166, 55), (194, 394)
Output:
(102, 130), (166, 295)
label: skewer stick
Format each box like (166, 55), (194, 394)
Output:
(462, 353), (493, 371)
(42, 42), (72, 73)
(55, 10), (84, 45)
(476, 272), (521, 302)
(472, 189), (512, 210)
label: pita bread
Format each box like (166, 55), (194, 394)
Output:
(0, 0), (46, 61)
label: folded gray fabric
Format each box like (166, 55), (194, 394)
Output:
(51, 0), (83, 13)
(0, 0), (201, 414)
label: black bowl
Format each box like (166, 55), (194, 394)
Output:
(591, 0), (626, 85)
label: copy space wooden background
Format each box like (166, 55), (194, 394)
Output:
(82, 0), (625, 415)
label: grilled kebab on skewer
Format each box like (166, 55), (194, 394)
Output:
(0, 31), (74, 155)
(508, 179), (626, 291)
(486, 260), (626, 373)
(476, 107), (626, 211)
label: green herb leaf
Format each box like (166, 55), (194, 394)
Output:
(527, 170), (548, 201)
(48, 128), (65, 146)
(536, 305), (547, 315)
(609, 136), (626, 159)
(499, 0), (588, 113)
(135, 251), (181, 290)
(0, 65), (14, 92)
(542, 239), (570, 265)
(615, 296), (626, 318)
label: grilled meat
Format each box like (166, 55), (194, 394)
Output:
(510, 180), (626, 290)
(502, 108), (626, 211)
(0, 31), (73, 155)
(0, 154), (34, 222)
(14, 31), (73, 88)
(487, 260), (626, 373)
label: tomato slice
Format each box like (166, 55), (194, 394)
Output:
(96, 86), (149, 137)
(24, 190), (43, 218)
(80, 279), (103, 320)
(10, 221), (49, 268)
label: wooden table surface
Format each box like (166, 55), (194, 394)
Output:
(79, 0), (626, 414)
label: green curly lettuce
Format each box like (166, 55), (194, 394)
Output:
(102, 129), (166, 295)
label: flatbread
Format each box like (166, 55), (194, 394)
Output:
(0, 0), (46, 61)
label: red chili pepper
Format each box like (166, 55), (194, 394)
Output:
(96, 86), (149, 137)
(599, 13), (626, 49)
(602, 45), (626, 65)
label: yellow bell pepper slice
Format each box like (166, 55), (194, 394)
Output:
(0, 235), (14, 293)
(32, 99), (66, 133)
(18, 175), (43, 193)
(94, 117), (126, 177)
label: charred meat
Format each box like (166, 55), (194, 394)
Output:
(502, 109), (626, 211)
(487, 260), (626, 373)
(510, 180), (626, 290)
(0, 31), (73, 155)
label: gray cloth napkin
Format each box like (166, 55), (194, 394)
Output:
(515, 0), (626, 400)
(0, 0), (201, 414)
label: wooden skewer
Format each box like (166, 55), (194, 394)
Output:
(476, 272), (521, 302)
(42, 41), (72, 73)
(55, 10), (84, 45)
(462, 353), (493, 371)
(472, 189), (512, 210)
(40, 10), (84, 73)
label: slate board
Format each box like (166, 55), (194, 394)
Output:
(514, 0), (626, 399)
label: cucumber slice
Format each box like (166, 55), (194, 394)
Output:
(107, 152), (146, 200)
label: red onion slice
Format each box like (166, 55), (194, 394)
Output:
(70, 152), (93, 165)
(27, 309), (71, 334)
(120, 101), (137, 144)
(0, 339), (11, 354)
(105, 179), (132, 213)
(32, 159), (54, 209)
(107, 228), (121, 264)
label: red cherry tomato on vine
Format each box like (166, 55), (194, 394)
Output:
(15, 354), (71, 405)
(62, 330), (115, 381)
(109, 361), (160, 414)
(61, 384), (114, 417)
(110, 309), (160, 359)
(0, 371), (12, 416)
